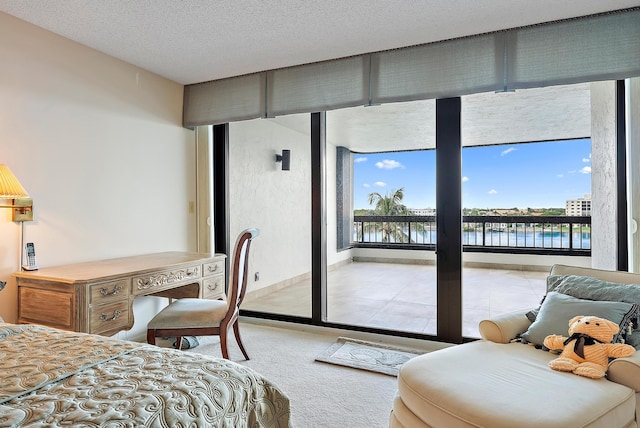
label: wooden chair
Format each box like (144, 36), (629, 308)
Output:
(146, 228), (259, 359)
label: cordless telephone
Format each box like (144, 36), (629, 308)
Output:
(23, 242), (39, 271)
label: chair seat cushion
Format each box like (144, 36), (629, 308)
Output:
(397, 341), (635, 428)
(148, 298), (229, 329)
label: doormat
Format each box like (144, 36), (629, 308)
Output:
(315, 337), (426, 376)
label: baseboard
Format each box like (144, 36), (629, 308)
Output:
(462, 261), (550, 272)
(352, 257), (549, 271)
(353, 256), (435, 265)
(246, 258), (352, 300)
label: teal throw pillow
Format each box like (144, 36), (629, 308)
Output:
(520, 291), (639, 347)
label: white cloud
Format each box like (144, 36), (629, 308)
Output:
(354, 157), (368, 163)
(462, 176), (469, 182)
(375, 159), (404, 169)
(582, 157), (590, 163)
(363, 183), (370, 188)
(501, 148), (516, 156)
(374, 181), (387, 187)
(557, 174), (564, 178)
(488, 189), (497, 195)
(580, 166), (591, 174)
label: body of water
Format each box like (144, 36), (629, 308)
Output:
(356, 228), (591, 249)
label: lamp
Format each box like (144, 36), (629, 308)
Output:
(0, 164), (33, 222)
(275, 149), (291, 171)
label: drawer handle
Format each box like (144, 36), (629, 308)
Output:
(207, 282), (220, 291)
(207, 264), (219, 273)
(100, 310), (121, 322)
(137, 267), (200, 290)
(100, 285), (122, 296)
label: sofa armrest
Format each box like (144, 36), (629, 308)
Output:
(479, 309), (532, 344)
(608, 351), (640, 391)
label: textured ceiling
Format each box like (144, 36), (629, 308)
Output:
(0, 2), (626, 152)
(0, 0), (638, 85)
(267, 83), (591, 152)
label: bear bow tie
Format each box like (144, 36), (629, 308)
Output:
(563, 333), (603, 359)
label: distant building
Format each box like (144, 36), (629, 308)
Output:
(566, 194), (591, 216)
(409, 208), (436, 216)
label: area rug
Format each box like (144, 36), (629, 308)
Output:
(315, 337), (426, 376)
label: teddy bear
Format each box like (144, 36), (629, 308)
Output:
(543, 315), (635, 379)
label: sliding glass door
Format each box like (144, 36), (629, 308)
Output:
(229, 113), (312, 319)
(325, 100), (438, 335)
(459, 83), (593, 338)
(222, 80), (622, 344)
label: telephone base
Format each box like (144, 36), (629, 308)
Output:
(22, 265), (39, 271)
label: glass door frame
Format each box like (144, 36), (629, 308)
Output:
(214, 81), (628, 344)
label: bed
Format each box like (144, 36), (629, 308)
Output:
(0, 322), (291, 427)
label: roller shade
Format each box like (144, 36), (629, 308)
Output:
(183, 8), (640, 127)
(507, 9), (640, 89)
(183, 72), (265, 127)
(266, 55), (369, 117)
(371, 33), (504, 104)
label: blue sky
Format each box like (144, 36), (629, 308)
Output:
(353, 138), (591, 210)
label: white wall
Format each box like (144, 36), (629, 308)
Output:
(229, 115), (312, 292)
(0, 12), (196, 337)
(590, 81), (617, 270)
(629, 78), (640, 273)
(353, 247), (590, 270)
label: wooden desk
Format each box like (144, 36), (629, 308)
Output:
(15, 252), (226, 336)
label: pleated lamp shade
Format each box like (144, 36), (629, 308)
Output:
(0, 165), (29, 199)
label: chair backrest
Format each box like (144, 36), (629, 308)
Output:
(225, 228), (259, 318)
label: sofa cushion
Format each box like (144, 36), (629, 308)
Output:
(397, 341), (636, 428)
(547, 274), (640, 304)
(520, 292), (639, 346)
(528, 275), (640, 325)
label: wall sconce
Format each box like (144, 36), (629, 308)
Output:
(275, 149), (291, 171)
(0, 164), (34, 222)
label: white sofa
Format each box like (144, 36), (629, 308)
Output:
(390, 264), (640, 428)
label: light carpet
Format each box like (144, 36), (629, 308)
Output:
(152, 318), (453, 428)
(315, 337), (426, 376)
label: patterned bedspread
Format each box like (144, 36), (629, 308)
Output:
(0, 323), (291, 427)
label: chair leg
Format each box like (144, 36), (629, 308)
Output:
(220, 330), (230, 359)
(233, 320), (250, 360)
(147, 329), (156, 345)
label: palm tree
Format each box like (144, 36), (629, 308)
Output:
(365, 188), (412, 243)
(368, 188), (410, 216)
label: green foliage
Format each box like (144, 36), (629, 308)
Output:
(360, 188), (417, 243)
(540, 208), (566, 216)
(354, 208), (373, 216)
(367, 188), (410, 216)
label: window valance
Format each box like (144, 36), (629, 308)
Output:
(183, 8), (640, 127)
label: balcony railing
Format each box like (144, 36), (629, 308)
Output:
(353, 215), (591, 255)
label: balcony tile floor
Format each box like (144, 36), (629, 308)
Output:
(243, 261), (549, 338)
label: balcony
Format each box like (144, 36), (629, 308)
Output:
(243, 262), (552, 338)
(243, 215), (591, 339)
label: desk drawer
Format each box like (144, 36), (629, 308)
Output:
(19, 286), (75, 331)
(90, 279), (130, 303)
(90, 300), (130, 334)
(203, 260), (224, 277)
(203, 275), (225, 299)
(132, 264), (201, 295)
